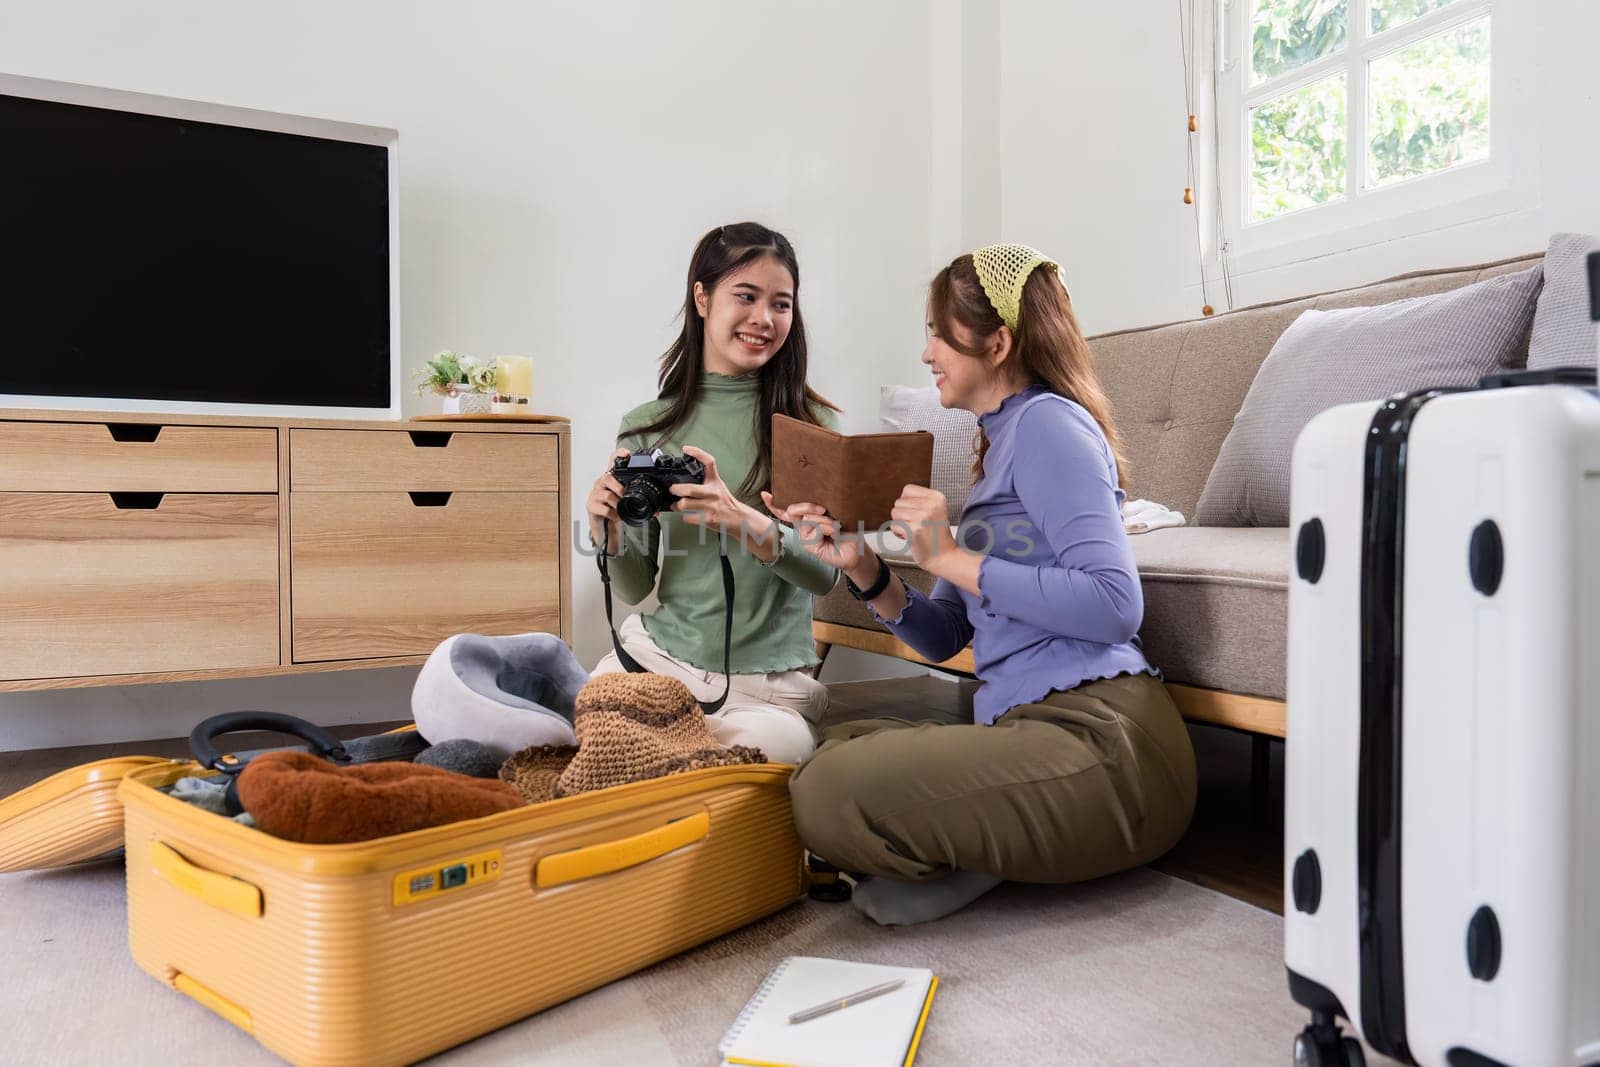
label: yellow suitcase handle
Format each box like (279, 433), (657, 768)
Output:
(535, 810), (710, 889)
(174, 972), (253, 1033)
(150, 841), (262, 918)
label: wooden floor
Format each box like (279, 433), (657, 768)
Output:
(2, 678), (1282, 913)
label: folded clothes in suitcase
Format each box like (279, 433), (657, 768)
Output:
(1284, 366), (1600, 1067)
(0, 716), (805, 1067)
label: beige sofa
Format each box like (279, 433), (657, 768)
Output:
(813, 253), (1544, 739)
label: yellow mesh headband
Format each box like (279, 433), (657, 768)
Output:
(972, 243), (1062, 330)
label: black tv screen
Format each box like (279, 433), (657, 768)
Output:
(0, 90), (392, 410)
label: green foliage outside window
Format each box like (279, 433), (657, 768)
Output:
(1367, 18), (1490, 187)
(1248, 0), (1489, 221)
(1370, 0), (1457, 34)
(1251, 75), (1346, 220)
(1251, 0), (1347, 82)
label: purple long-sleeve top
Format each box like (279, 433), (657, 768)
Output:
(874, 384), (1157, 724)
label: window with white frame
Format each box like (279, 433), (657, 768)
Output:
(1214, 0), (1530, 267)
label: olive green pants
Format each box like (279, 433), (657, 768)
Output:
(788, 673), (1198, 884)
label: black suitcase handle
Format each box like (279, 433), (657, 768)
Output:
(189, 711), (350, 776)
(1478, 365), (1597, 389)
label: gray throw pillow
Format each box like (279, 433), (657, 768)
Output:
(879, 384), (979, 522)
(1528, 233), (1600, 370)
(1195, 265), (1543, 527)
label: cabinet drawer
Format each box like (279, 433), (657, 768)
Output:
(290, 429), (558, 492)
(0, 494), (280, 681)
(0, 421), (278, 492)
(290, 491), (560, 662)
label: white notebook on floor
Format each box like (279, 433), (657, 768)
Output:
(718, 956), (939, 1067)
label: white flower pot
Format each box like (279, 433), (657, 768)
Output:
(439, 388), (492, 415)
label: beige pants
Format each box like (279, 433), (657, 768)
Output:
(591, 614), (827, 765)
(788, 673), (1197, 883)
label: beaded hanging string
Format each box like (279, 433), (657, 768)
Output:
(1178, 0), (1235, 317)
(1208, 0), (1235, 312)
(1177, 0), (1210, 316)
(1209, 1), (1235, 313)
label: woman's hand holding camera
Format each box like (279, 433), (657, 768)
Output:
(586, 448), (633, 555)
(668, 446), (781, 560)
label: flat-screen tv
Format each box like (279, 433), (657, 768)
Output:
(0, 73), (399, 418)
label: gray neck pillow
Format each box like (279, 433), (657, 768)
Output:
(411, 633), (588, 760)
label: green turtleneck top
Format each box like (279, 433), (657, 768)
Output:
(605, 372), (839, 673)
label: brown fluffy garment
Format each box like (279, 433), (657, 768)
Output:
(237, 751), (524, 844)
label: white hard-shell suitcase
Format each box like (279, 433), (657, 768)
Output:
(1284, 366), (1600, 1066)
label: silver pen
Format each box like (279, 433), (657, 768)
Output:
(786, 978), (906, 1025)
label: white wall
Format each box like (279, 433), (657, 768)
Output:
(995, 0), (1600, 337)
(21, 0), (1575, 749)
(0, 0), (935, 749)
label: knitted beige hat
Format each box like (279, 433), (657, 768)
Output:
(498, 744), (576, 804)
(499, 673), (766, 802)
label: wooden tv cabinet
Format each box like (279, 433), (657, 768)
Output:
(0, 408), (570, 693)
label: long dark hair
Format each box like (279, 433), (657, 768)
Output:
(629, 222), (838, 502)
(928, 254), (1128, 489)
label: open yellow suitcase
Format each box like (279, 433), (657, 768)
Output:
(2, 748), (804, 1067)
(0, 755), (170, 871)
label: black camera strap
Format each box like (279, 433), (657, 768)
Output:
(597, 519), (734, 715)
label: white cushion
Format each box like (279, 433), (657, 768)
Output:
(878, 384), (979, 522)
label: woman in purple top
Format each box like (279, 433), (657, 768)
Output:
(773, 246), (1197, 925)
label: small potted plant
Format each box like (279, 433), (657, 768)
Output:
(416, 350), (494, 414)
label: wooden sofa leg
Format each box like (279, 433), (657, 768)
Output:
(812, 640), (832, 680)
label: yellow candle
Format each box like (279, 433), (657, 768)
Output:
(495, 356), (533, 397)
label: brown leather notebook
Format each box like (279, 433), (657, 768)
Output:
(770, 414), (935, 531)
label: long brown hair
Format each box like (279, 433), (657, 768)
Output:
(628, 222), (838, 502)
(927, 254), (1127, 489)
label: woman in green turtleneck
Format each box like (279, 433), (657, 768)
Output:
(585, 223), (840, 764)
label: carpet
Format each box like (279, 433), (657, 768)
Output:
(0, 859), (1375, 1065)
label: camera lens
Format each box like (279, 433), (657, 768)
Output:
(617, 479), (669, 526)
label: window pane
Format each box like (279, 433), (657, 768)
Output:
(1252, 0), (1348, 84)
(1371, 0), (1460, 35)
(1367, 18), (1490, 188)
(1251, 74), (1347, 221)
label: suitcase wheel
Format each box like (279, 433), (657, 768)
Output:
(1293, 1015), (1365, 1067)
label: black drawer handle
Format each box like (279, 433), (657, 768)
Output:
(110, 492), (164, 510)
(408, 491), (452, 507)
(107, 423), (163, 443)
(407, 431), (453, 448)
